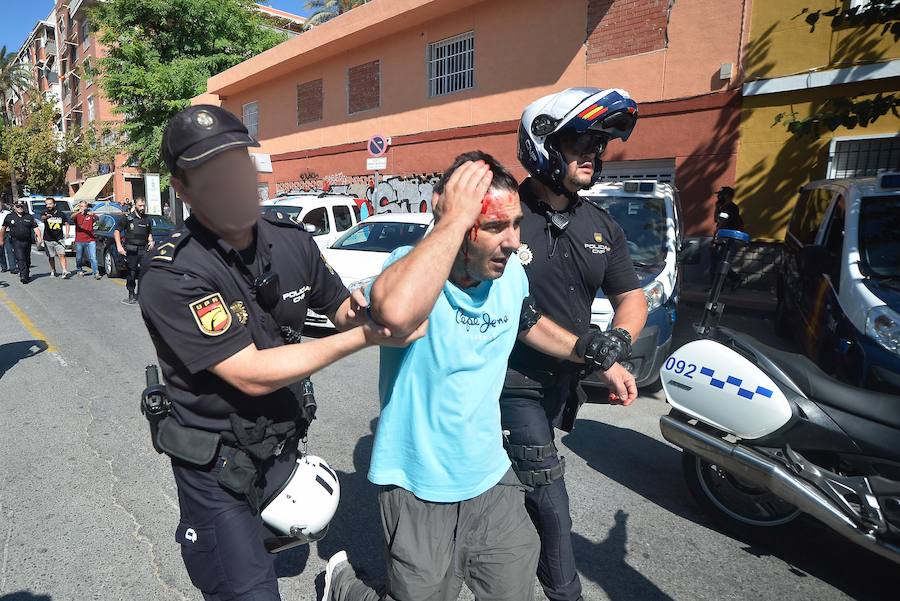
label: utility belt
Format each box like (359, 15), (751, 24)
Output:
(504, 365), (588, 433)
(124, 240), (149, 252)
(141, 366), (316, 513)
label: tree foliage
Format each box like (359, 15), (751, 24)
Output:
(90, 0), (287, 176)
(2, 99), (119, 194)
(304, 0), (367, 29)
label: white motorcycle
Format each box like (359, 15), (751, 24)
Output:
(659, 229), (900, 565)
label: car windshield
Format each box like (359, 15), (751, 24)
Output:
(260, 206), (302, 223)
(581, 195), (668, 266)
(859, 195), (900, 279)
(332, 221), (429, 252)
(149, 215), (175, 232)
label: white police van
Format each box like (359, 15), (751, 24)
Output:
(580, 180), (689, 391)
(777, 172), (900, 392)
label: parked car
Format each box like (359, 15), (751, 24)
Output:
(305, 212), (435, 328)
(579, 180), (691, 391)
(776, 172), (900, 393)
(19, 196), (76, 253)
(260, 192), (361, 250)
(92, 212), (177, 277)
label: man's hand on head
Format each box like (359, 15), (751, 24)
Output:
(436, 161), (493, 229)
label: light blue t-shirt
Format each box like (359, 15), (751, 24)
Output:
(366, 246), (529, 502)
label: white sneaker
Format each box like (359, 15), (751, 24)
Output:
(323, 550), (349, 601)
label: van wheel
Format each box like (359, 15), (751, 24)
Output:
(682, 451), (801, 541)
(641, 376), (664, 394)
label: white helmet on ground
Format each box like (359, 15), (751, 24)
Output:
(261, 454), (340, 551)
(517, 87), (639, 195)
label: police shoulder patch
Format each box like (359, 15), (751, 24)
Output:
(190, 293), (232, 336)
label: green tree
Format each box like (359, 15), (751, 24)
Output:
(90, 0), (286, 178)
(0, 45), (33, 201)
(304, 0), (367, 29)
(2, 99), (119, 194)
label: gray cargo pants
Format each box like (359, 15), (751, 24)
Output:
(331, 468), (540, 601)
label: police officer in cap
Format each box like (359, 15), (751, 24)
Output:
(115, 196), (155, 304)
(0, 201), (43, 284)
(139, 105), (423, 600)
(501, 88), (648, 601)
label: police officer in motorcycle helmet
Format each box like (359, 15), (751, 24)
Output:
(138, 105), (419, 600)
(502, 87), (649, 601)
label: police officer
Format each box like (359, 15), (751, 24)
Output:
(139, 105), (422, 601)
(115, 196), (154, 304)
(0, 201), (42, 284)
(501, 88), (649, 601)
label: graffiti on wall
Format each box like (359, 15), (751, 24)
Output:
(276, 172), (441, 215)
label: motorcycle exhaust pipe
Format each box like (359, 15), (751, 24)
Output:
(660, 415), (900, 566)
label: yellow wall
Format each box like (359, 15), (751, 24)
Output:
(745, 0), (900, 80)
(736, 79), (900, 240)
(736, 1), (900, 240)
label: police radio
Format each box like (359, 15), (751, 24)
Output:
(141, 365), (171, 454)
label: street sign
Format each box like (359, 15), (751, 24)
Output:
(251, 153), (272, 173)
(367, 134), (388, 157)
(367, 157), (387, 171)
(145, 173), (161, 215)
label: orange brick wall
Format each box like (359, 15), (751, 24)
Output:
(587, 0), (671, 63)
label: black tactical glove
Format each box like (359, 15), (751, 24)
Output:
(575, 327), (633, 372)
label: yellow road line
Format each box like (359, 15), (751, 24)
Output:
(109, 278), (126, 287)
(0, 289), (58, 353)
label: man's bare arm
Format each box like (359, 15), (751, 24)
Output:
(369, 161), (492, 336)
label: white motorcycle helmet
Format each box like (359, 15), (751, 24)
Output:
(517, 87), (639, 195)
(260, 454), (340, 552)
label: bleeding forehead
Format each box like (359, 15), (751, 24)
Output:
(479, 190), (520, 221)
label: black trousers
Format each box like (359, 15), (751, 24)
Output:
(171, 450), (297, 601)
(11, 239), (31, 281)
(125, 247), (146, 295)
(499, 383), (582, 601)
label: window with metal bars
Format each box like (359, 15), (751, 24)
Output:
(828, 135), (900, 179)
(427, 32), (475, 98)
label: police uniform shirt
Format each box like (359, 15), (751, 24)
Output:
(509, 178), (640, 373)
(3, 212), (38, 241)
(138, 214), (350, 432)
(119, 212), (153, 248)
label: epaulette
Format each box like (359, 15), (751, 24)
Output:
(151, 228), (192, 262)
(262, 210), (304, 229)
(581, 195), (610, 215)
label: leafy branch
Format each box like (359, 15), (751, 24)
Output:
(772, 93), (900, 136)
(798, 1), (900, 42)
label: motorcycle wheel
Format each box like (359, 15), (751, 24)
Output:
(682, 451), (802, 538)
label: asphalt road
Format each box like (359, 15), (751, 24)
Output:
(0, 252), (894, 601)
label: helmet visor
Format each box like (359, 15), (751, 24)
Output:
(589, 110), (637, 139)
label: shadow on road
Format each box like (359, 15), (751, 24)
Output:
(274, 419), (384, 582)
(315, 419), (385, 578)
(0, 339), (49, 380)
(0, 593), (53, 601)
(572, 510), (675, 601)
(562, 418), (699, 523)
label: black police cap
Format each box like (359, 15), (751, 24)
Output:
(162, 105), (260, 174)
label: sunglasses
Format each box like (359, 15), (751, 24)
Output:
(557, 131), (608, 157)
